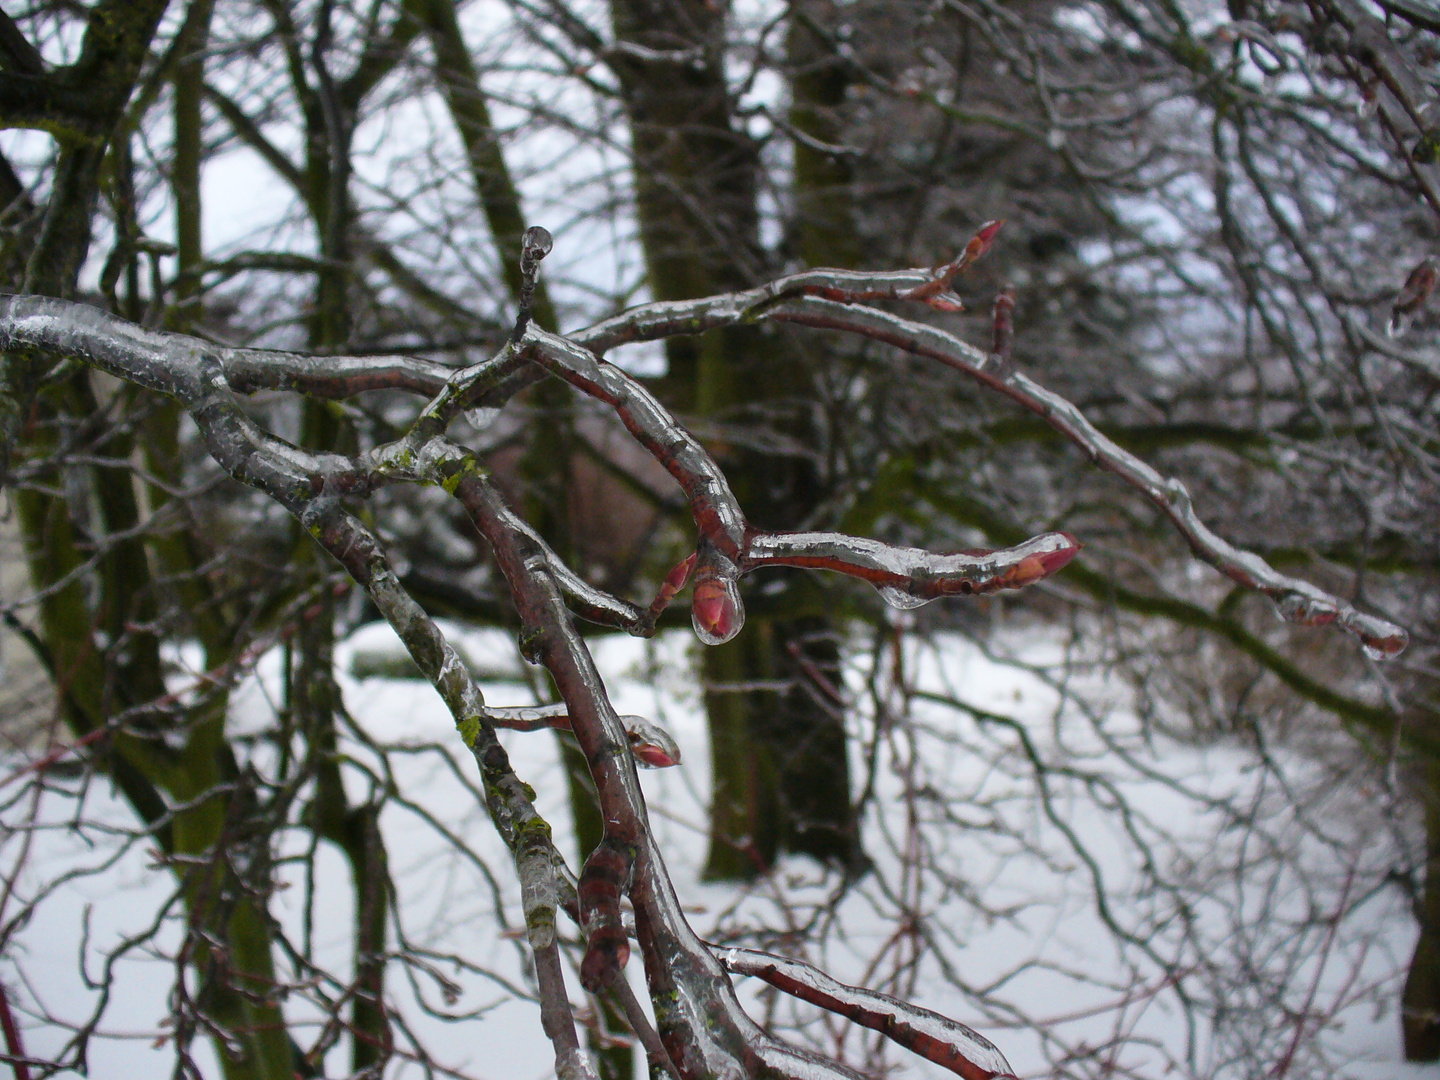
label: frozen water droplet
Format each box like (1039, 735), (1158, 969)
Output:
(876, 584), (930, 610)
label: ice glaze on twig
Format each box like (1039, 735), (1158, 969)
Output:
(717, 946), (1018, 1080)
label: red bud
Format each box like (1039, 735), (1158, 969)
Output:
(692, 576), (744, 644)
(631, 742), (680, 768)
(998, 532), (1079, 588)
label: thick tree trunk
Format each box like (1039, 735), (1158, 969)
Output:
(1405, 756), (1440, 1060)
(608, 0), (860, 880)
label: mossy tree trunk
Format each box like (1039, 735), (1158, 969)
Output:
(0, 2), (300, 1076)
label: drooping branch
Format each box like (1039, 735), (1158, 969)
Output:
(771, 294), (1408, 658)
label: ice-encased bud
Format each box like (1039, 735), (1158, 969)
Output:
(1352, 612), (1408, 660)
(997, 531), (1080, 588)
(692, 573), (744, 644)
(620, 714), (681, 768)
(521, 225), (553, 263)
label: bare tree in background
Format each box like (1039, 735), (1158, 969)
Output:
(0, 1), (1435, 1078)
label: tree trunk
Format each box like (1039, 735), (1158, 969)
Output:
(608, 0), (860, 880)
(1406, 755), (1440, 1060)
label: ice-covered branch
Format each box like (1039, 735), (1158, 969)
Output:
(575, 220), (1004, 352)
(486, 705), (681, 768)
(223, 346), (453, 399)
(563, 245), (1409, 659)
(449, 469), (870, 1080)
(744, 530), (1080, 609)
(770, 295), (1409, 658)
(522, 327), (1079, 644)
(611, 976), (683, 1080)
(716, 947), (1018, 1080)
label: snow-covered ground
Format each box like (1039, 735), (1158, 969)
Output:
(1, 620), (1433, 1080)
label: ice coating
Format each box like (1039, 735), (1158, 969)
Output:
(692, 574), (744, 644)
(621, 715), (682, 768)
(1276, 592), (1339, 627)
(578, 838), (634, 991)
(555, 1047), (600, 1080)
(459, 470), (821, 1080)
(750, 530), (1080, 604)
(690, 546), (745, 645)
(719, 947), (1018, 1080)
(526, 329), (749, 552)
(484, 706), (681, 768)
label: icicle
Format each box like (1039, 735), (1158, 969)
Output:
(875, 584), (931, 610)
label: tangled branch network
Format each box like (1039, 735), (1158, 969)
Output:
(0, 221), (1404, 1080)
